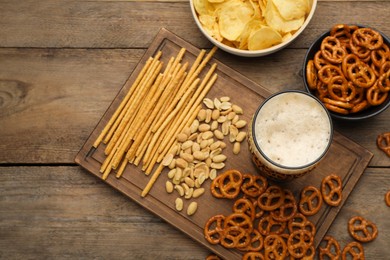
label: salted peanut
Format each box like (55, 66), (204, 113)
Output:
(188, 132), (198, 141)
(184, 187), (194, 199)
(220, 108), (233, 116)
(209, 169), (217, 180)
(192, 188), (205, 198)
(212, 154), (227, 163)
(227, 111), (236, 121)
(182, 183), (190, 193)
(182, 167), (192, 179)
(190, 119), (199, 133)
(232, 104), (243, 114)
(174, 185), (185, 196)
(229, 125), (239, 142)
(162, 153), (174, 166)
(197, 109), (207, 122)
(210, 148), (222, 159)
(177, 132), (188, 143)
(214, 130), (224, 140)
(213, 98), (221, 110)
(199, 139), (209, 149)
(203, 98), (214, 109)
(181, 152), (194, 163)
(217, 115), (227, 123)
(187, 201), (198, 216)
(222, 121), (231, 135)
(220, 101), (232, 110)
(210, 141), (221, 150)
(181, 140), (194, 150)
(194, 163), (209, 177)
(211, 162), (225, 170)
(211, 109), (220, 120)
(165, 181), (174, 193)
(192, 142), (201, 153)
(232, 114), (239, 124)
(175, 158), (188, 169)
(235, 120), (247, 129)
(175, 198), (184, 211)
(184, 176), (195, 187)
(171, 145), (179, 155)
(198, 123), (211, 132)
(210, 120), (218, 131)
(233, 142), (241, 155)
(205, 109), (212, 123)
(184, 147), (192, 155)
(219, 141), (227, 149)
(236, 131), (247, 142)
(182, 127), (191, 138)
(173, 168), (183, 184)
(194, 178), (201, 188)
(193, 150), (206, 161)
(168, 159), (176, 169)
(205, 157), (212, 167)
(220, 96), (230, 102)
(198, 172), (207, 185)
(168, 168), (176, 179)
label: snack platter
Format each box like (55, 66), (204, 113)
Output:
(75, 28), (373, 259)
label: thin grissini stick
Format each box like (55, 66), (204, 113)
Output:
(180, 46), (217, 96)
(103, 52), (162, 146)
(182, 49), (206, 87)
(122, 73), (166, 161)
(158, 73), (218, 161)
(103, 61), (161, 157)
(103, 58), (162, 153)
(110, 62), (163, 170)
(151, 62), (191, 133)
(142, 63), (189, 165)
(155, 78), (200, 155)
(144, 118), (175, 174)
(141, 105), (202, 197)
(92, 56), (154, 148)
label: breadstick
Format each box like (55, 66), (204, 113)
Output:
(110, 62), (163, 169)
(92, 56), (154, 148)
(103, 57), (162, 152)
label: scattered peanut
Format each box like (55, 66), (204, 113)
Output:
(187, 202), (198, 216)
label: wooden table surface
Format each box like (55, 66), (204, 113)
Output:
(1, 1), (389, 259)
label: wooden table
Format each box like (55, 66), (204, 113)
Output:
(1, 1), (389, 259)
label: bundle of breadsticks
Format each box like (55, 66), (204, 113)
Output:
(93, 46), (219, 197)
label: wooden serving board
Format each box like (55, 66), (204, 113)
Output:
(75, 28), (373, 259)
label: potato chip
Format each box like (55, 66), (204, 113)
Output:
(194, 0), (214, 15)
(265, 0), (304, 34)
(199, 14), (223, 41)
(248, 26), (282, 50)
(238, 18), (264, 49)
(217, 0), (254, 41)
(272, 0), (307, 21)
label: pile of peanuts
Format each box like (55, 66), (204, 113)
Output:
(164, 96), (248, 216)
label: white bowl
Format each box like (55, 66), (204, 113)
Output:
(190, 0), (317, 57)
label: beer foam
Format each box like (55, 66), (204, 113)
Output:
(254, 92), (331, 168)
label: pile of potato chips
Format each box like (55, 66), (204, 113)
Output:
(193, 0), (313, 51)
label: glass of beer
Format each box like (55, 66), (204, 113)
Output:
(248, 90), (333, 181)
